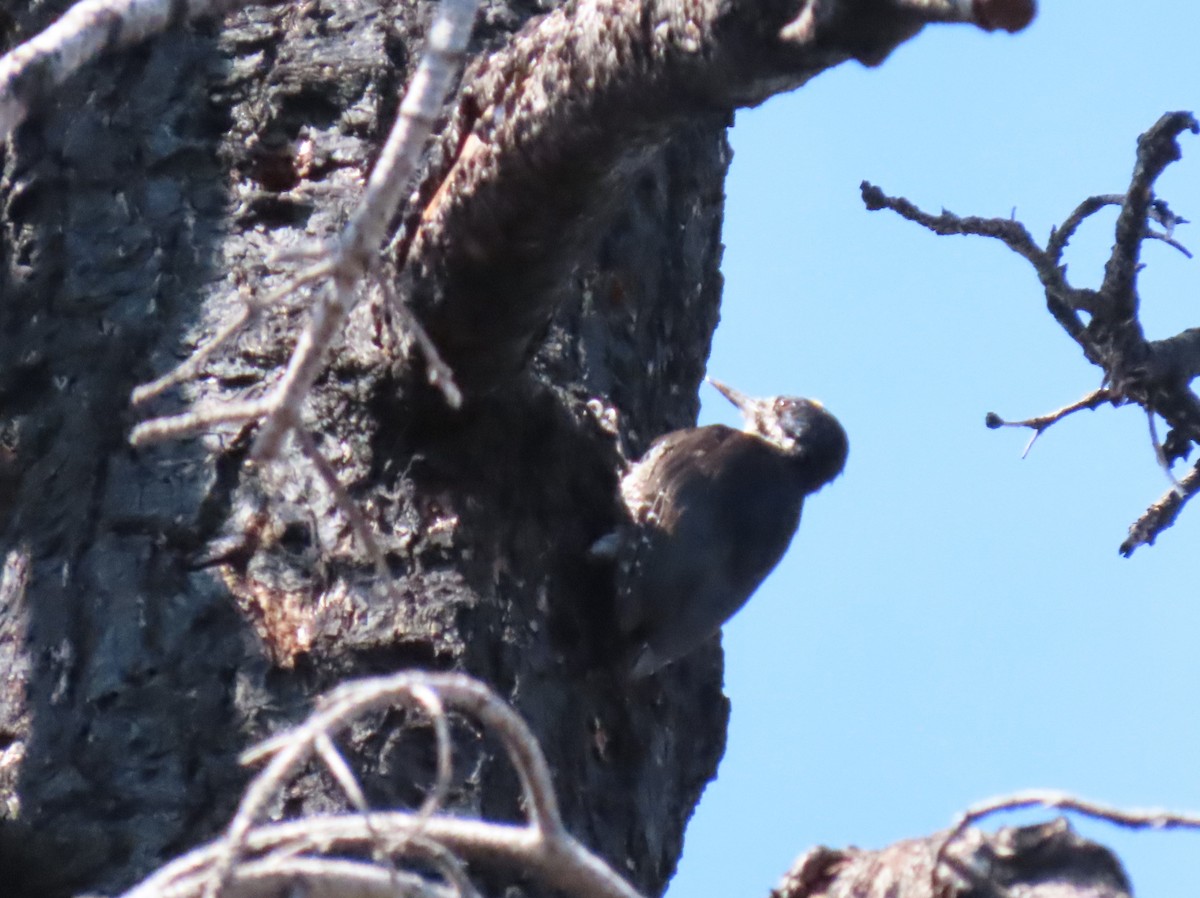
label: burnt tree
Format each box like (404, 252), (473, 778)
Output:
(0, 2), (1141, 898)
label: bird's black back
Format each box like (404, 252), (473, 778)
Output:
(617, 424), (808, 673)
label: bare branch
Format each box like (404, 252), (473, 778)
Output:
(863, 113), (1200, 553)
(1145, 229), (1193, 259)
(939, 789), (1200, 867)
(860, 181), (1044, 264)
(861, 180), (1092, 343)
(120, 672), (644, 898)
(1121, 461), (1200, 556)
(291, 428), (392, 585)
(0, 0), (265, 144)
(130, 269), (332, 409)
(778, 817), (1131, 898)
(337, 0), (478, 268)
(180, 855), (457, 898)
(130, 0), (477, 459)
(1047, 190), (1192, 277)
(1101, 112), (1199, 319)
(1047, 194), (1122, 263)
(378, 276), (462, 409)
(924, 790), (1200, 897)
(985, 388), (1115, 458)
(130, 397), (273, 445)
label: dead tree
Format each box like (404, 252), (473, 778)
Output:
(0, 2), (1153, 898)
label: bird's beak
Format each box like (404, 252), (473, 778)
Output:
(706, 377), (753, 413)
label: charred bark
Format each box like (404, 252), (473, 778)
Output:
(0, 1), (1037, 897)
(0, 2), (726, 893)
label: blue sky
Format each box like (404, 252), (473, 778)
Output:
(668, 5), (1200, 897)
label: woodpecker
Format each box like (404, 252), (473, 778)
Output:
(610, 378), (848, 678)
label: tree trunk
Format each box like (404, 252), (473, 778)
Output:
(2, 4), (1130, 898)
(0, 1), (728, 895)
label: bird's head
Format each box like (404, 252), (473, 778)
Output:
(708, 377), (848, 492)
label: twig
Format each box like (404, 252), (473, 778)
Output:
(131, 397), (276, 445)
(120, 672), (644, 898)
(310, 730), (418, 898)
(861, 180), (1092, 343)
(211, 678), (457, 898)
(1120, 461), (1200, 557)
(1044, 189), (1197, 265)
(130, 274), (319, 409)
(0, 0), (264, 144)
(292, 428), (392, 585)
(313, 732), (371, 813)
(378, 275), (462, 409)
(985, 388), (1114, 458)
(934, 788), (1200, 885)
(181, 855), (457, 898)
(1146, 229), (1193, 259)
(863, 112), (1200, 554)
(1050, 196), (1195, 262)
(1146, 410), (1186, 497)
(131, 0), (478, 459)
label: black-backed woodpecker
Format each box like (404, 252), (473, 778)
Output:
(611, 378), (848, 678)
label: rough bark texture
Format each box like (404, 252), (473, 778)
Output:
(0, 1), (727, 894)
(0, 4), (1131, 898)
(775, 820), (1133, 898)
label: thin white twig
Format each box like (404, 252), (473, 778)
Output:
(246, 0), (484, 445)
(379, 276), (463, 409)
(131, 302), (259, 408)
(313, 731), (447, 898)
(131, 0), (478, 457)
(1147, 410), (1186, 498)
(0, 0), (263, 144)
(131, 265), (334, 408)
(130, 397), (272, 445)
(407, 683), (453, 827)
(149, 855), (457, 898)
(247, 273), (356, 459)
(314, 733), (370, 813)
(292, 427), (393, 587)
(339, 0), (478, 262)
